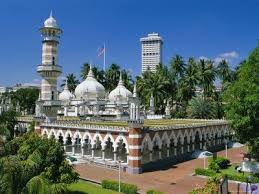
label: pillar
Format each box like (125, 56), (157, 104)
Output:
(102, 150), (105, 160)
(192, 140), (195, 151)
(174, 146), (177, 156)
(81, 144), (84, 157)
(113, 151), (117, 162)
(72, 139), (75, 155)
(149, 151), (153, 161)
(158, 149), (162, 159)
(167, 148), (170, 157)
(127, 121), (143, 174)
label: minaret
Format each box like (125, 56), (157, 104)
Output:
(37, 11), (62, 122)
(127, 83), (144, 174)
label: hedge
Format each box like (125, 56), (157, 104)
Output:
(208, 157), (230, 169)
(146, 190), (165, 194)
(101, 180), (138, 194)
(195, 168), (259, 183)
(195, 168), (217, 177)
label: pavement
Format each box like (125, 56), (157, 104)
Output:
(75, 146), (246, 194)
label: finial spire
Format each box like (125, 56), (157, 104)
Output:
(118, 71), (124, 86)
(87, 63), (94, 78)
(133, 83), (137, 97)
(64, 78), (68, 90)
(50, 10), (53, 18)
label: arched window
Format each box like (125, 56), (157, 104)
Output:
(51, 91), (55, 100)
(52, 57), (55, 65)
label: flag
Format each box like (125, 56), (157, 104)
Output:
(98, 45), (105, 57)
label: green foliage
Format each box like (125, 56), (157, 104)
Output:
(146, 190), (165, 194)
(61, 73), (80, 93)
(208, 161), (220, 172)
(101, 180), (138, 194)
(68, 179), (120, 194)
(0, 132), (79, 193)
(187, 96), (217, 119)
(224, 47), (259, 151)
(195, 167), (259, 183)
(0, 109), (17, 140)
(209, 157), (230, 170)
(195, 168), (217, 177)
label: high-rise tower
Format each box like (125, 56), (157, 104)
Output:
(37, 12), (62, 122)
(140, 33), (163, 73)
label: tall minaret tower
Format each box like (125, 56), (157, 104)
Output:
(37, 12), (62, 122)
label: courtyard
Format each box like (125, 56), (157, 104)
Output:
(75, 146), (245, 194)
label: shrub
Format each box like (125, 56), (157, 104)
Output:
(195, 168), (216, 177)
(101, 180), (138, 194)
(222, 173), (259, 183)
(208, 161), (220, 172)
(209, 157), (230, 169)
(146, 190), (165, 194)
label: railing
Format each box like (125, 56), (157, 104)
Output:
(41, 121), (129, 133)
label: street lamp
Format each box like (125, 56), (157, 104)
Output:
(117, 156), (122, 193)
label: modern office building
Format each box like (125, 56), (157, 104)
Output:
(140, 33), (163, 73)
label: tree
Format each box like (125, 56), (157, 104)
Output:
(197, 59), (216, 98)
(170, 55), (186, 80)
(0, 132), (79, 193)
(105, 64), (120, 92)
(137, 64), (171, 113)
(187, 96), (217, 119)
(80, 63), (90, 80)
(0, 109), (17, 140)
(177, 57), (199, 105)
(61, 73), (80, 93)
(216, 59), (233, 85)
(224, 47), (259, 147)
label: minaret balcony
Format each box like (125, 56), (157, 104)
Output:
(40, 100), (61, 107)
(37, 64), (62, 73)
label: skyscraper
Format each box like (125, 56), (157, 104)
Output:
(140, 33), (163, 73)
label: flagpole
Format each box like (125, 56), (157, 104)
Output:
(103, 43), (106, 71)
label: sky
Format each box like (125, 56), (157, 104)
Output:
(0, 0), (259, 86)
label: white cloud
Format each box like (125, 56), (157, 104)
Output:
(199, 56), (209, 60)
(219, 51), (239, 59)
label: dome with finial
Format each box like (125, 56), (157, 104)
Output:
(44, 11), (58, 28)
(75, 66), (105, 100)
(59, 80), (74, 102)
(108, 72), (132, 103)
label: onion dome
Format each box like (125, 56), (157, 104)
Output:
(44, 11), (58, 28)
(108, 72), (132, 103)
(59, 80), (73, 102)
(75, 66), (105, 100)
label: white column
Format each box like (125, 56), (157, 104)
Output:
(158, 150), (162, 159)
(114, 152), (117, 162)
(91, 149), (94, 158)
(72, 139), (76, 155)
(149, 151), (153, 161)
(81, 144), (84, 157)
(102, 150), (105, 160)
(167, 148), (170, 157)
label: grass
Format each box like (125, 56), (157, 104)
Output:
(55, 117), (217, 127)
(68, 180), (121, 194)
(220, 163), (249, 176)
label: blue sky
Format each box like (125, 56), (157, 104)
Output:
(0, 0), (259, 86)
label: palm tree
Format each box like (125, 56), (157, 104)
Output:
(170, 55), (186, 80)
(187, 96), (217, 119)
(61, 73), (80, 93)
(177, 57), (200, 103)
(105, 64), (120, 92)
(137, 66), (171, 113)
(80, 63), (90, 80)
(198, 59), (216, 98)
(217, 59), (233, 85)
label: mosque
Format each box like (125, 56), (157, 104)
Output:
(16, 13), (232, 174)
